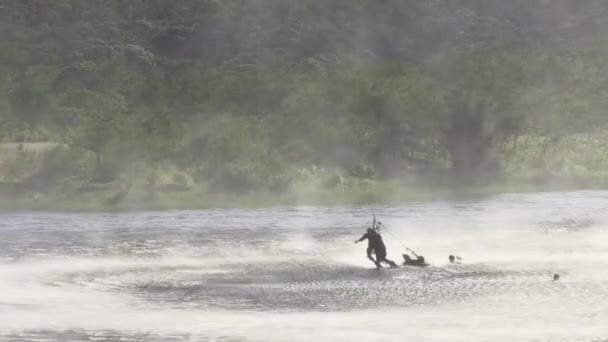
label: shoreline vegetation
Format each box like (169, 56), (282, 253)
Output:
(3, 2), (608, 212)
(2, 177), (608, 212)
(5, 129), (608, 211)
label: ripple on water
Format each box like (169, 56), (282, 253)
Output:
(1, 191), (608, 341)
(49, 259), (589, 313)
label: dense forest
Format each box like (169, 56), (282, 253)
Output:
(2, 0), (608, 208)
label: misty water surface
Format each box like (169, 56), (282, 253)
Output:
(0, 191), (607, 341)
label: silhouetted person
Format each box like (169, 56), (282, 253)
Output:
(355, 228), (397, 268)
(374, 239), (398, 268)
(355, 228), (381, 267)
(448, 255), (462, 264)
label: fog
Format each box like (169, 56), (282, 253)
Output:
(1, 2), (608, 341)
(2, 1), (608, 207)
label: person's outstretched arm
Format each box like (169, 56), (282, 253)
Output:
(354, 234), (368, 243)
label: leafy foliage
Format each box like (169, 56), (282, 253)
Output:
(2, 1), (608, 197)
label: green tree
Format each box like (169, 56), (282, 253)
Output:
(69, 91), (127, 172)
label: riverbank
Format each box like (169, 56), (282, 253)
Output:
(3, 127), (608, 212)
(2, 177), (607, 212)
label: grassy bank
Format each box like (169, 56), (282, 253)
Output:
(2, 177), (608, 212)
(3, 131), (608, 212)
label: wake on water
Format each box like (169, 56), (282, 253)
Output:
(1, 191), (608, 341)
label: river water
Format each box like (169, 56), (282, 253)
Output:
(0, 191), (607, 341)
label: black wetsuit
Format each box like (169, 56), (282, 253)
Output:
(357, 230), (382, 266)
(356, 230), (396, 268)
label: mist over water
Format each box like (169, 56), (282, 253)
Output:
(1, 191), (608, 341)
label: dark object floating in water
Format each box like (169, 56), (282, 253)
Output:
(553, 274), (560, 281)
(449, 255), (463, 263)
(403, 254), (429, 267)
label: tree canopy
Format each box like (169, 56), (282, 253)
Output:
(2, 0), (608, 197)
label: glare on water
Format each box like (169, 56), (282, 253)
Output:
(0, 191), (607, 341)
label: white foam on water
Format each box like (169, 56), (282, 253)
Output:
(1, 191), (608, 341)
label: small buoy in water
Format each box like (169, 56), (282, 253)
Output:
(449, 255), (462, 263)
(553, 274), (560, 281)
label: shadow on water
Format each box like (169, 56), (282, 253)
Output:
(55, 259), (558, 312)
